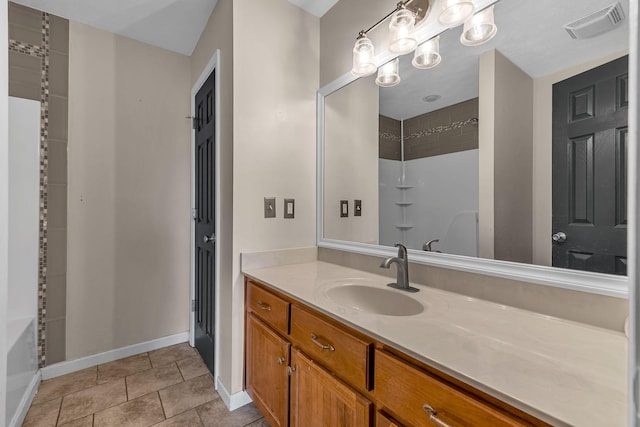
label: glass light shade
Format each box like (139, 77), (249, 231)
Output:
(412, 36), (441, 69)
(351, 35), (376, 77)
(438, 0), (474, 27)
(376, 58), (401, 87)
(388, 9), (417, 54)
(460, 6), (497, 46)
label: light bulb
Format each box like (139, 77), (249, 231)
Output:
(389, 8), (417, 55)
(351, 34), (376, 77)
(439, 0), (474, 27)
(376, 58), (401, 87)
(460, 6), (497, 46)
(412, 36), (441, 69)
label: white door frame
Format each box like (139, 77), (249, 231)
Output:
(190, 50), (221, 386)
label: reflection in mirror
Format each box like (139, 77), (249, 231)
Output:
(322, 0), (629, 276)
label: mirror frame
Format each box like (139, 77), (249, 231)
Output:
(316, 6), (633, 299)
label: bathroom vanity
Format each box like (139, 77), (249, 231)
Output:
(243, 261), (626, 427)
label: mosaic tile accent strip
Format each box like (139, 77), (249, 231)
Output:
(379, 132), (401, 142)
(38, 12), (51, 368)
(379, 117), (479, 142)
(9, 38), (44, 57)
(9, 8), (50, 366)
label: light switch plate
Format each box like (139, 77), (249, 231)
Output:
(264, 197), (276, 218)
(284, 198), (295, 219)
(340, 200), (348, 217)
(354, 199), (362, 216)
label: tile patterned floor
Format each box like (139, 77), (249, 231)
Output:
(23, 343), (269, 427)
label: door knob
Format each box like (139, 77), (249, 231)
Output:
(203, 233), (216, 244)
(552, 232), (567, 243)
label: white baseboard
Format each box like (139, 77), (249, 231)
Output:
(215, 376), (252, 411)
(41, 332), (189, 380)
(9, 370), (41, 427)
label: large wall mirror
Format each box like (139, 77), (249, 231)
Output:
(318, 0), (630, 297)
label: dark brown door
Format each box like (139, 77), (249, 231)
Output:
(552, 55), (628, 275)
(194, 70), (216, 373)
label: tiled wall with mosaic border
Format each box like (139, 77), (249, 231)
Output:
(379, 98), (479, 161)
(8, 2), (69, 366)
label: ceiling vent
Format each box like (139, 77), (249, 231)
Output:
(564, 2), (625, 39)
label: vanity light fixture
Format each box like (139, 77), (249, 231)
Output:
(389, 6), (418, 54)
(412, 35), (442, 69)
(460, 5), (497, 46)
(350, 0), (498, 86)
(352, 32), (377, 77)
(376, 58), (401, 87)
(438, 0), (475, 26)
(350, 0), (429, 79)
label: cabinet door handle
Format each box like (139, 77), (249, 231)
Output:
(277, 357), (285, 365)
(256, 301), (272, 311)
(423, 405), (450, 427)
(310, 333), (335, 352)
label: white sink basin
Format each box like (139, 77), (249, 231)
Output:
(326, 284), (424, 316)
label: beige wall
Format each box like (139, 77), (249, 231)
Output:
(478, 51), (495, 260)
(189, 0), (235, 392)
(532, 50), (629, 266)
(320, 0), (390, 86)
(478, 50), (533, 263)
(67, 22), (191, 359)
(324, 76), (379, 244)
(230, 0), (319, 393)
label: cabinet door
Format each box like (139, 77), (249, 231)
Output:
(245, 313), (290, 427)
(290, 348), (371, 427)
(376, 411), (402, 427)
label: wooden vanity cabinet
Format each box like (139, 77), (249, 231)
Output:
(375, 411), (402, 427)
(245, 313), (290, 427)
(290, 348), (372, 427)
(246, 279), (372, 427)
(375, 349), (527, 427)
(290, 305), (373, 392)
(245, 277), (547, 427)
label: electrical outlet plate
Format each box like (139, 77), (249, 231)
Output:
(340, 200), (348, 217)
(284, 198), (295, 219)
(264, 197), (276, 218)
(354, 200), (362, 216)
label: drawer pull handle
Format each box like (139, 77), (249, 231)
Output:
(310, 333), (335, 352)
(423, 405), (450, 427)
(256, 301), (272, 311)
(277, 357), (285, 365)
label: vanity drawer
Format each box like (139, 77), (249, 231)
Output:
(290, 305), (373, 391)
(375, 350), (528, 427)
(246, 280), (290, 335)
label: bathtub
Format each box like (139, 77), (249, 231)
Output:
(6, 317), (39, 427)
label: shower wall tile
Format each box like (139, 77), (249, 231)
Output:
(398, 98), (479, 161)
(9, 1), (69, 366)
(379, 115), (401, 160)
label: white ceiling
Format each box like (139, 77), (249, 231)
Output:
(379, 0), (630, 120)
(9, 0), (338, 56)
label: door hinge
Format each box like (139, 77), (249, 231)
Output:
(192, 208), (197, 220)
(192, 116), (198, 130)
(191, 299), (196, 312)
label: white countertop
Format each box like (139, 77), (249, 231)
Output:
(243, 261), (627, 427)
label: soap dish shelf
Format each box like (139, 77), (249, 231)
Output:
(395, 224), (414, 230)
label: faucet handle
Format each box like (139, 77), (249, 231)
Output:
(395, 243), (407, 259)
(423, 239), (440, 252)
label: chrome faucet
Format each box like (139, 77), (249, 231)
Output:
(380, 244), (419, 293)
(423, 239), (440, 252)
